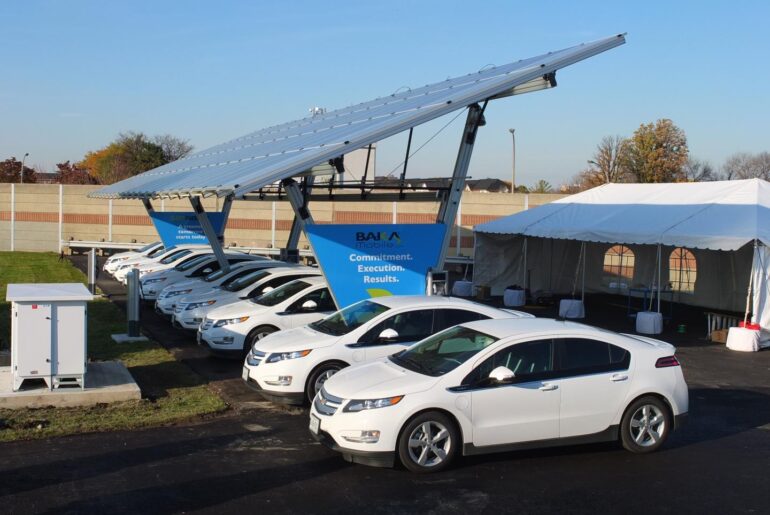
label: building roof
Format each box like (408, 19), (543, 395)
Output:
(89, 34), (625, 200)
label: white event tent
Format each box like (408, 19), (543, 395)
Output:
(473, 179), (770, 338)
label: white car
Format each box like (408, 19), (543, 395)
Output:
(104, 241), (163, 273)
(139, 252), (265, 300)
(243, 296), (532, 405)
(172, 266), (321, 330)
(309, 317), (689, 473)
(112, 245), (202, 283)
(199, 276), (337, 357)
(132, 246), (215, 281)
(154, 260), (291, 316)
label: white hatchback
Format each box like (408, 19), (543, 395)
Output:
(104, 241), (163, 273)
(309, 318), (689, 472)
(199, 276), (337, 357)
(243, 296), (532, 405)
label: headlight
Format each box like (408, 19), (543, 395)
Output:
(343, 395), (404, 413)
(266, 350), (312, 363)
(186, 300), (216, 310)
(213, 316), (249, 327)
(166, 289), (192, 297)
(143, 277), (167, 284)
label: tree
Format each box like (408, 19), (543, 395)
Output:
(623, 119), (689, 183)
(582, 135), (629, 186)
(56, 161), (99, 184)
(0, 157), (37, 183)
(530, 179), (553, 193)
(79, 132), (192, 184)
(682, 157), (717, 182)
(722, 152), (770, 180)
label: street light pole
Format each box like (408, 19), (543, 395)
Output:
(20, 152), (29, 184)
(508, 128), (516, 193)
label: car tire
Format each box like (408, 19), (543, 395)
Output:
(397, 411), (459, 473)
(620, 396), (671, 454)
(244, 325), (278, 353)
(305, 361), (346, 403)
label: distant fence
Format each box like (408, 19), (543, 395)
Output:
(0, 183), (565, 256)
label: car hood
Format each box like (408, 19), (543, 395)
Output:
(324, 358), (439, 399)
(207, 300), (268, 320)
(254, 325), (338, 352)
(161, 279), (200, 293)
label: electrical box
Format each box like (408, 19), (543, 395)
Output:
(6, 283), (93, 391)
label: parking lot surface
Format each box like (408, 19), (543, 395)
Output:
(1, 257), (769, 514)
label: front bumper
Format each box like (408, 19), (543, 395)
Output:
(197, 326), (247, 352)
(244, 377), (306, 404)
(311, 429), (395, 468)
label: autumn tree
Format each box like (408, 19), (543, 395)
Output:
(622, 119), (689, 183)
(722, 152), (770, 180)
(79, 132), (192, 184)
(0, 157), (37, 183)
(57, 161), (99, 184)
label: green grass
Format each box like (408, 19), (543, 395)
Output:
(0, 252), (227, 442)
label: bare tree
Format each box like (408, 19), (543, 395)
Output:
(682, 157), (717, 182)
(153, 134), (194, 162)
(583, 135), (629, 186)
(723, 152), (770, 180)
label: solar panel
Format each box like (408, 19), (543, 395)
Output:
(90, 34), (626, 200)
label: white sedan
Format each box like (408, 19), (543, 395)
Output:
(243, 296), (532, 405)
(113, 245), (207, 283)
(104, 241), (163, 273)
(139, 253), (265, 300)
(154, 261), (290, 316)
(198, 276), (337, 357)
(172, 266), (321, 330)
(309, 317), (689, 472)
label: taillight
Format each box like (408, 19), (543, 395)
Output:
(655, 356), (680, 368)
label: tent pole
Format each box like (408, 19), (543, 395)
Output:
(581, 242), (586, 303)
(522, 237), (528, 289)
(745, 239), (758, 325)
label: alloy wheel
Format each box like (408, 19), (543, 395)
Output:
(629, 404), (666, 447)
(407, 421), (452, 467)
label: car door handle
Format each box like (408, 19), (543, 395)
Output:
(539, 383), (558, 391)
(610, 374), (628, 382)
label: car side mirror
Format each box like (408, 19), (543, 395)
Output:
(262, 286), (274, 293)
(378, 328), (399, 341)
(489, 366), (515, 383)
(301, 300), (318, 311)
(202, 268), (213, 274)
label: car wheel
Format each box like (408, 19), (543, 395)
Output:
(398, 411), (459, 473)
(305, 362), (345, 403)
(620, 396), (671, 453)
(244, 326), (278, 353)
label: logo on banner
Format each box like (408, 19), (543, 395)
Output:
(306, 224), (444, 307)
(149, 211), (225, 247)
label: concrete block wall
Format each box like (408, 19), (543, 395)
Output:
(0, 183), (564, 255)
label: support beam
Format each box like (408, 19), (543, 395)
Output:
(219, 194), (234, 240)
(189, 196), (230, 274)
(435, 103), (486, 269)
(284, 176), (315, 253)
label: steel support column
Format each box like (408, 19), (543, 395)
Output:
(435, 103), (486, 269)
(285, 176), (315, 251)
(189, 196), (230, 274)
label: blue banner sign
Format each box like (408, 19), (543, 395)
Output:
(305, 223), (445, 307)
(149, 211), (225, 247)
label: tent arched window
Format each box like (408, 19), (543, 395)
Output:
(603, 245), (635, 288)
(669, 248), (697, 293)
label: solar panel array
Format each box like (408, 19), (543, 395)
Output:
(91, 34), (625, 199)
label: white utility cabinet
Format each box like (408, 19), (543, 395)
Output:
(6, 283), (93, 391)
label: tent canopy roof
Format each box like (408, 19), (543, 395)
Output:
(475, 179), (770, 251)
(89, 34), (625, 200)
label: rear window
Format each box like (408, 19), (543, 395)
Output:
(160, 249), (192, 264)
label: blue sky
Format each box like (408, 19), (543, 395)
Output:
(1, 0), (768, 187)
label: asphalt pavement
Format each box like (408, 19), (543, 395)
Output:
(1, 256), (769, 514)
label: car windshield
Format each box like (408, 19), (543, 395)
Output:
(389, 325), (498, 377)
(148, 245), (170, 257)
(160, 249), (191, 264)
(309, 300), (389, 336)
(223, 270), (270, 292)
(137, 242), (158, 253)
(175, 255), (210, 271)
(252, 280), (310, 307)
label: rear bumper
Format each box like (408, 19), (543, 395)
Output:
(311, 429), (395, 468)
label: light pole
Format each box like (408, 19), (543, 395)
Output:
(508, 128), (516, 193)
(20, 152), (29, 184)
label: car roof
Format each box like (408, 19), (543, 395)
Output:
(260, 265), (319, 275)
(289, 275), (326, 286)
(460, 317), (632, 343)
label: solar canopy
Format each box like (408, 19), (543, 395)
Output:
(90, 34), (626, 200)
